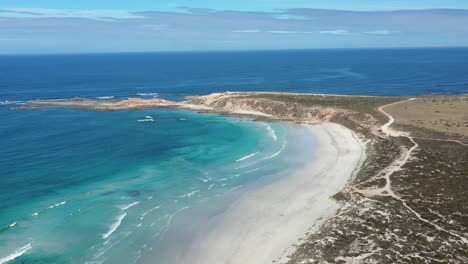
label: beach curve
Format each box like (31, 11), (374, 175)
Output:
(178, 122), (365, 264)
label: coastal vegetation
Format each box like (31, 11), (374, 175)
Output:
(183, 92), (468, 263)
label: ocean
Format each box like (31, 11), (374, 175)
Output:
(0, 48), (467, 263)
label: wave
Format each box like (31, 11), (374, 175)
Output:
(161, 206), (189, 236)
(92, 231), (133, 261)
(48, 201), (66, 209)
(119, 201), (140, 211)
(199, 177), (211, 183)
(0, 100), (24, 105)
(102, 213), (127, 239)
(263, 124), (277, 141)
(236, 152), (259, 162)
(0, 243), (32, 264)
(229, 185), (243, 192)
(0, 222), (18, 233)
(97, 96), (114, 99)
(262, 141), (287, 161)
(179, 190), (200, 198)
(141, 205), (161, 219)
(137, 93), (159, 97)
(245, 168), (260, 174)
(235, 163), (254, 170)
(137, 118), (154, 122)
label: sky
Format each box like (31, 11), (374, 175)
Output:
(1, 1), (468, 54)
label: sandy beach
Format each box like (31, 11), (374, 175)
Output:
(177, 122), (365, 264)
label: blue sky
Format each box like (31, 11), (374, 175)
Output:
(1, 1), (468, 54)
(3, 0), (468, 11)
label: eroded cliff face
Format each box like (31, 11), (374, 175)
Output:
(184, 92), (344, 122)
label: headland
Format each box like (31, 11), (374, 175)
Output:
(17, 92), (468, 263)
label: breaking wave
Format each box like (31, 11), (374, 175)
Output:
(0, 243), (32, 264)
(137, 93), (159, 97)
(119, 201), (140, 211)
(97, 96), (114, 99)
(236, 152), (259, 162)
(264, 124), (277, 141)
(102, 213), (127, 239)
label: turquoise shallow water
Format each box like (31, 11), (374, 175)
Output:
(0, 105), (314, 263)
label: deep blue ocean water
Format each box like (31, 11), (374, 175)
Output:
(0, 48), (467, 263)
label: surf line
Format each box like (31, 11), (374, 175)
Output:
(236, 152), (259, 162)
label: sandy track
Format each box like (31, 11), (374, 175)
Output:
(356, 98), (468, 244)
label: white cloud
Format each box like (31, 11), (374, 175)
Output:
(0, 8), (143, 20)
(319, 29), (350, 35)
(273, 14), (309, 20)
(232, 29), (260, 33)
(268, 30), (298, 34)
(364, 30), (393, 35)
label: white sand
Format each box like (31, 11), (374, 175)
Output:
(179, 122), (365, 264)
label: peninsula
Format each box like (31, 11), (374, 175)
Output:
(21, 92), (468, 263)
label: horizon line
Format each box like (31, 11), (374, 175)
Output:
(1, 46), (468, 57)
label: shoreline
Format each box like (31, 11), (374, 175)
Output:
(8, 91), (467, 262)
(177, 122), (365, 264)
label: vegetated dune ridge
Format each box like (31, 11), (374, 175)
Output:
(183, 92), (468, 263)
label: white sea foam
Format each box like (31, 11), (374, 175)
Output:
(245, 168), (260, 174)
(236, 152), (259, 162)
(9, 222), (17, 228)
(229, 185), (243, 192)
(102, 213), (127, 239)
(234, 163), (253, 170)
(199, 177), (210, 183)
(262, 141), (287, 161)
(162, 207), (189, 235)
(48, 201), (66, 209)
(137, 118), (154, 122)
(119, 201), (140, 211)
(180, 190), (200, 198)
(0, 100), (23, 105)
(92, 231), (133, 261)
(137, 93), (159, 97)
(0, 243), (32, 264)
(264, 124), (277, 141)
(144, 116), (153, 119)
(141, 205), (161, 218)
(97, 96), (114, 99)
